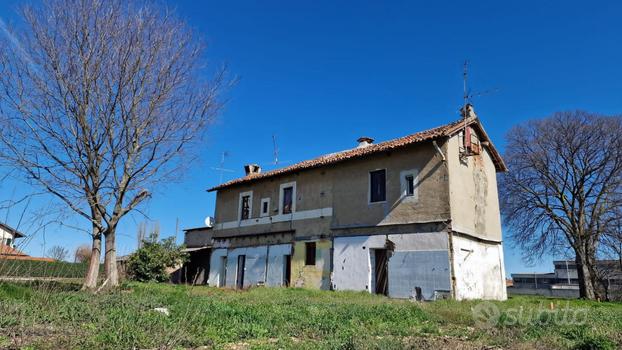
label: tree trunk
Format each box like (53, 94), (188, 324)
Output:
(104, 228), (119, 287)
(83, 235), (101, 290)
(576, 254), (597, 299)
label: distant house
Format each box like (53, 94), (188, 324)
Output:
(0, 222), (54, 262)
(186, 106), (508, 300)
(0, 222), (24, 248)
(509, 260), (622, 299)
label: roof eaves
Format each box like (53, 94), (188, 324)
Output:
(0, 222), (25, 238)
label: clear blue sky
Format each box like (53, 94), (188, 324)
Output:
(1, 1), (621, 276)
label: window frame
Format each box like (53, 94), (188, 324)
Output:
(238, 191), (253, 221)
(400, 169), (419, 200)
(260, 198), (271, 217)
(368, 169), (387, 204)
(279, 181), (297, 215)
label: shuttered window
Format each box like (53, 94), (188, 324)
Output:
(370, 170), (386, 202)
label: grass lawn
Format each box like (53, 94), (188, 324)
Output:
(0, 282), (620, 349)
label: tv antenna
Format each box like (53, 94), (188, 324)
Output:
(462, 60), (499, 116)
(270, 134), (290, 166)
(210, 151), (235, 183)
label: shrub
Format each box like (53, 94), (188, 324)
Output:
(126, 237), (188, 282)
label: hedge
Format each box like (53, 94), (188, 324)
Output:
(0, 259), (103, 278)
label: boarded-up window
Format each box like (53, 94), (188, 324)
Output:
(282, 187), (293, 214)
(370, 169), (386, 202)
(240, 195), (250, 220)
(305, 242), (316, 266)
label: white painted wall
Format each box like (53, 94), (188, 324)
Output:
(452, 235), (507, 300)
(208, 249), (228, 286)
(266, 244), (292, 286)
(332, 232), (450, 298)
(333, 235), (386, 292)
(207, 244), (292, 288)
(0, 226), (15, 246)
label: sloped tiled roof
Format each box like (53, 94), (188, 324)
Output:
(0, 244), (27, 256)
(208, 116), (506, 192)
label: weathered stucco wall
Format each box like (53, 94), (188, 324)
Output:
(452, 234), (507, 300)
(330, 143), (450, 229)
(291, 239), (331, 289)
(184, 228), (213, 248)
(446, 130), (503, 242)
(332, 232), (451, 300)
(207, 244), (292, 288)
(212, 141), (450, 242)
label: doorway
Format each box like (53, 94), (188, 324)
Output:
(236, 255), (246, 289)
(373, 249), (389, 295)
(283, 255), (291, 287)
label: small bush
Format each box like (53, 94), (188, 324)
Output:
(126, 237), (188, 282)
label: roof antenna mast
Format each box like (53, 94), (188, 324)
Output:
(270, 134), (290, 167)
(272, 134), (279, 165)
(463, 59), (469, 117)
(210, 151), (235, 184)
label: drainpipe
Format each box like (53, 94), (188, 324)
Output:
(448, 229), (457, 299)
(264, 245), (270, 285)
(433, 140), (446, 162)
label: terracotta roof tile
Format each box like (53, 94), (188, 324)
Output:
(0, 244), (27, 256)
(208, 116), (505, 192)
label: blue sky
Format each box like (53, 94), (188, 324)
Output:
(1, 1), (621, 275)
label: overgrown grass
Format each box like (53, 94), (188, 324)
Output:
(0, 282), (620, 349)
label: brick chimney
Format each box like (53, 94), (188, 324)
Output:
(244, 164), (261, 176)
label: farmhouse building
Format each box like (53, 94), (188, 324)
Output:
(0, 222), (24, 248)
(199, 106), (507, 300)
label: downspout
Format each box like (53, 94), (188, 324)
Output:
(264, 245), (270, 285)
(448, 230), (457, 300)
(436, 137), (456, 299)
(433, 140), (446, 162)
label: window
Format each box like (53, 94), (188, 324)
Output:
(400, 169), (418, 199)
(279, 181), (296, 215)
(282, 187), (293, 214)
(305, 242), (316, 266)
(260, 198), (270, 217)
(240, 195), (250, 220)
(238, 191), (253, 221)
(369, 169), (386, 203)
(405, 175), (414, 196)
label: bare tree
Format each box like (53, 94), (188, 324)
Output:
(0, 0), (226, 289)
(499, 111), (622, 299)
(47, 245), (68, 261)
(74, 244), (92, 263)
